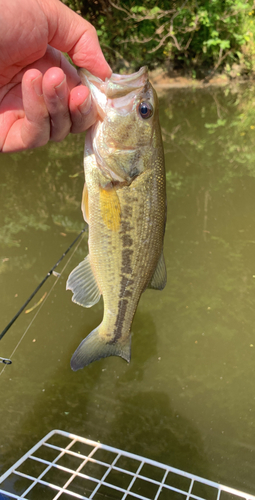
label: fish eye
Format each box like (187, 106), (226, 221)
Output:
(138, 102), (153, 119)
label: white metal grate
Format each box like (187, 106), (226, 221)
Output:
(0, 429), (254, 500)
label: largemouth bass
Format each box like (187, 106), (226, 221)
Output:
(67, 66), (166, 370)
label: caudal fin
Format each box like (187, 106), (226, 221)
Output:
(71, 326), (131, 371)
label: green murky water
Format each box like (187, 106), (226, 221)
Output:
(1, 84), (255, 496)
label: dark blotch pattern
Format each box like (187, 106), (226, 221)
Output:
(108, 299), (128, 344)
(121, 248), (133, 275)
(108, 203), (136, 344)
(121, 234), (133, 247)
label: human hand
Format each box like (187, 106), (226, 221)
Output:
(0, 0), (112, 153)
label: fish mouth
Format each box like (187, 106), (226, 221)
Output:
(78, 66), (149, 119)
(103, 66), (148, 98)
(79, 66), (148, 98)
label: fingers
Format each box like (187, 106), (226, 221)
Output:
(42, 67), (72, 142)
(1, 69), (50, 152)
(32, 46), (80, 91)
(69, 85), (97, 134)
(42, 66), (97, 139)
(21, 70), (50, 148)
(1, 64), (97, 153)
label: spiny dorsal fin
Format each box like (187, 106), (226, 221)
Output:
(66, 255), (101, 308)
(148, 251), (167, 290)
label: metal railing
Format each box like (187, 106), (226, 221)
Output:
(0, 429), (254, 500)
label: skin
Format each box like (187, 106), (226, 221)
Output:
(0, 0), (112, 153)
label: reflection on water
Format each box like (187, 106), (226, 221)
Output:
(1, 84), (255, 494)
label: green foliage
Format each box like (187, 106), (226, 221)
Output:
(62, 0), (255, 74)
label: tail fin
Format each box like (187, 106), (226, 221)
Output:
(71, 326), (131, 371)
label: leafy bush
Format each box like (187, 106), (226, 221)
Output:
(62, 0), (255, 75)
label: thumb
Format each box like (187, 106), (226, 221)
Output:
(38, 0), (112, 80)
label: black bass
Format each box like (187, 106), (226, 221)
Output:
(67, 67), (166, 370)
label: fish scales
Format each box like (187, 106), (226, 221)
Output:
(66, 67), (167, 370)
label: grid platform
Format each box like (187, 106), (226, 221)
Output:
(0, 429), (254, 500)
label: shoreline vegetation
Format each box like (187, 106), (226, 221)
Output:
(63, 0), (255, 87)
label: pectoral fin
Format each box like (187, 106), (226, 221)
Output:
(148, 251), (167, 290)
(66, 255), (101, 307)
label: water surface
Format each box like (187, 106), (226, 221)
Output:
(1, 84), (255, 495)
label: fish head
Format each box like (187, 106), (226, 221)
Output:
(79, 67), (159, 183)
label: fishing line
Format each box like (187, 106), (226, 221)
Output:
(0, 228), (86, 370)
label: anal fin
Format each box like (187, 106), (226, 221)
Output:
(66, 255), (101, 307)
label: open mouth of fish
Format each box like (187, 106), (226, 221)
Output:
(79, 66), (150, 121)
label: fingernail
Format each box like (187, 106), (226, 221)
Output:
(33, 76), (43, 97)
(54, 77), (67, 100)
(79, 93), (92, 115)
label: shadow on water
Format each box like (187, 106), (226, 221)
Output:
(2, 84), (255, 495)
